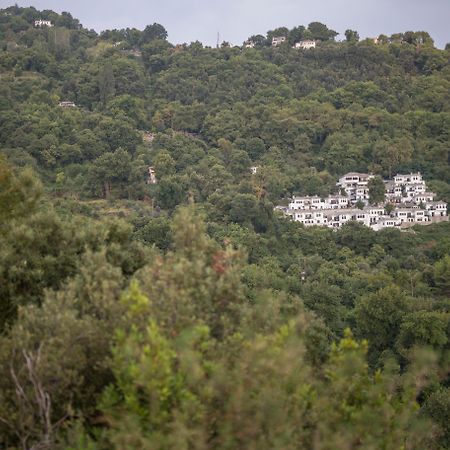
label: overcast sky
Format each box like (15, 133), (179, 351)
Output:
(2, 0), (450, 48)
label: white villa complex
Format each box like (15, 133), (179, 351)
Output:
(277, 172), (448, 231)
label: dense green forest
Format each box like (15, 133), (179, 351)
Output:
(1, 5), (450, 449)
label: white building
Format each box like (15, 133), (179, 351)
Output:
(293, 40), (316, 49)
(289, 195), (348, 210)
(324, 209), (364, 228)
(289, 196), (323, 210)
(59, 101), (76, 108)
(337, 172), (374, 204)
(292, 210), (327, 227)
(244, 41), (255, 48)
(371, 217), (402, 231)
(425, 201), (447, 216)
(34, 20), (53, 27)
(290, 210), (327, 227)
(365, 206), (385, 225)
(143, 132), (156, 143)
(394, 173), (423, 184)
(392, 208), (429, 224)
(272, 36), (287, 47)
(385, 172), (428, 204)
(147, 166), (157, 185)
(412, 192), (435, 205)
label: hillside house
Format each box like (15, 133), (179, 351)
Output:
(386, 172), (427, 203)
(143, 132), (156, 143)
(394, 173), (423, 184)
(326, 209), (376, 228)
(244, 41), (255, 48)
(147, 166), (157, 185)
(365, 206), (385, 224)
(59, 101), (76, 108)
(34, 20), (53, 27)
(371, 217), (402, 231)
(425, 201), (447, 217)
(337, 172), (374, 203)
(289, 210), (327, 227)
(272, 36), (286, 47)
(293, 40), (316, 49)
(289, 195), (348, 210)
(327, 195), (349, 208)
(412, 192), (435, 204)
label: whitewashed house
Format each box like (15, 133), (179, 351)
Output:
(272, 36), (287, 47)
(364, 206), (385, 225)
(394, 173), (424, 184)
(371, 217), (402, 231)
(413, 192), (435, 205)
(387, 172), (427, 203)
(425, 201), (447, 217)
(293, 40), (316, 49)
(324, 210), (353, 228)
(292, 210), (327, 227)
(327, 195), (349, 209)
(147, 166), (157, 185)
(392, 209), (410, 224)
(289, 195), (348, 210)
(34, 20), (53, 27)
(289, 196), (323, 210)
(143, 132), (156, 143)
(59, 101), (76, 108)
(337, 172), (374, 203)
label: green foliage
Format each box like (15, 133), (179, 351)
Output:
(0, 157), (41, 225)
(133, 207), (246, 339)
(0, 164), (149, 329)
(140, 23), (168, 44)
(0, 251), (126, 449)
(153, 151), (176, 179)
(345, 29), (359, 42)
(134, 215), (172, 250)
(423, 388), (450, 448)
(307, 21), (338, 41)
(368, 176), (386, 204)
(92, 321), (433, 449)
(396, 311), (448, 356)
(355, 285), (409, 363)
(433, 255), (450, 296)
(1, 6), (450, 448)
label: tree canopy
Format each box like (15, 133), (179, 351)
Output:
(1, 6), (450, 449)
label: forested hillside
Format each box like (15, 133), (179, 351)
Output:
(1, 5), (450, 449)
